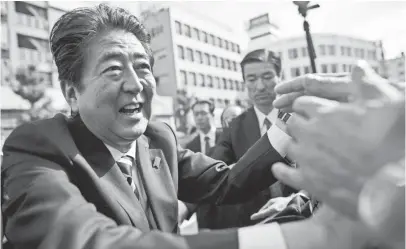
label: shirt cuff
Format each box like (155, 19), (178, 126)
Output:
(238, 223), (288, 249)
(267, 125), (292, 157)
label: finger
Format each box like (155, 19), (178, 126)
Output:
(351, 61), (402, 103)
(286, 114), (309, 140)
(273, 92), (304, 111)
(258, 199), (277, 212)
(250, 207), (278, 221)
(304, 75), (352, 101)
(274, 75), (308, 95)
(272, 162), (305, 190)
(292, 96), (339, 119)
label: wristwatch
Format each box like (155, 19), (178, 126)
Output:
(278, 110), (291, 124)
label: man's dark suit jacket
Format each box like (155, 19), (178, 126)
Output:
(185, 129), (222, 154)
(198, 107), (294, 229)
(1, 114), (283, 249)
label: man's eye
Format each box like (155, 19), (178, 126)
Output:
(103, 66), (122, 73)
(135, 63), (151, 71)
(246, 76), (257, 82)
(262, 73), (274, 79)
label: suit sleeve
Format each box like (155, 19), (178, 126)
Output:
(1, 124), (238, 249)
(172, 126), (284, 205)
(208, 127), (237, 165)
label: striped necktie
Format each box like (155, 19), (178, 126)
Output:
(117, 155), (140, 200)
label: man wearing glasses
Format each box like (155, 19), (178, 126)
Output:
(198, 49), (297, 229)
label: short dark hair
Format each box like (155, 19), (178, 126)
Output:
(50, 4), (154, 89)
(240, 49), (282, 80)
(191, 99), (215, 114)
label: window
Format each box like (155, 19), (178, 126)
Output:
(224, 40), (229, 50)
(222, 78), (227, 89)
(198, 73), (205, 86)
(204, 53), (210, 65)
(342, 64), (347, 72)
(209, 34), (215, 45)
(207, 75), (213, 88)
(236, 45), (240, 54)
(354, 48), (360, 58)
(290, 67), (301, 77)
(321, 64), (328, 73)
(288, 48), (298, 59)
(235, 80), (240, 91)
(231, 43), (235, 52)
(211, 55), (218, 67)
(232, 61), (237, 71)
(371, 50), (376, 60)
(220, 58), (225, 69)
(195, 51), (203, 63)
(180, 70), (187, 86)
(359, 49), (365, 59)
(226, 59), (231, 70)
(224, 99), (230, 105)
(192, 28), (200, 40)
(328, 45), (335, 56)
(240, 81), (245, 91)
(304, 66), (310, 74)
(319, 45), (326, 56)
(217, 37), (222, 48)
(214, 77), (220, 89)
(184, 24), (191, 37)
(188, 72), (196, 86)
(341, 46), (345, 56)
(347, 47), (352, 57)
(278, 52), (282, 59)
(228, 79), (234, 90)
(186, 48), (194, 61)
(202, 31), (208, 43)
(331, 64), (337, 73)
(177, 45), (184, 59)
(301, 47), (308, 57)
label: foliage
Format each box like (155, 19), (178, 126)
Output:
(11, 65), (62, 123)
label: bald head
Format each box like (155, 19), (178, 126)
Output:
(221, 105), (244, 128)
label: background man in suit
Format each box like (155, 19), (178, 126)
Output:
(198, 49), (297, 229)
(1, 4), (300, 249)
(186, 100), (222, 155)
(221, 105), (244, 129)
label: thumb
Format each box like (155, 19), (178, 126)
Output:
(351, 60), (401, 104)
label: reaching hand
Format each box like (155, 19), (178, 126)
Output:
(250, 196), (293, 221)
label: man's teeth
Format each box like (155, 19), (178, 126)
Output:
(121, 103), (142, 113)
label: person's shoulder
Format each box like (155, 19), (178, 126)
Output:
(4, 114), (68, 147)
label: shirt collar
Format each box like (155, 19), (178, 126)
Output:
(198, 126), (217, 141)
(104, 141), (137, 162)
(254, 105), (278, 126)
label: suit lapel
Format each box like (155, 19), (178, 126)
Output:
(243, 107), (261, 148)
(68, 116), (150, 231)
(136, 134), (178, 232)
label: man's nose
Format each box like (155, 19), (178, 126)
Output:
(122, 68), (144, 93)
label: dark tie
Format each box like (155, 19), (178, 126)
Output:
(204, 136), (211, 155)
(117, 155), (140, 200)
(264, 118), (272, 130)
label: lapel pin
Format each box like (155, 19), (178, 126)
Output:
(152, 157), (161, 170)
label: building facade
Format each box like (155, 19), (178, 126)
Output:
(385, 52), (405, 83)
(247, 33), (384, 81)
(142, 5), (245, 109)
(245, 13), (279, 53)
(1, 1), (68, 88)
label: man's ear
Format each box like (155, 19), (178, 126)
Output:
(60, 80), (79, 114)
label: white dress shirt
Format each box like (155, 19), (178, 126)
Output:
(198, 126), (217, 155)
(254, 106), (292, 158)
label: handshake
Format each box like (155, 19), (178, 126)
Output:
(251, 61), (405, 249)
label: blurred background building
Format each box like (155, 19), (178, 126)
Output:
(385, 52), (405, 83)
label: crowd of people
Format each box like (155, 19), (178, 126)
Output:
(1, 3), (404, 249)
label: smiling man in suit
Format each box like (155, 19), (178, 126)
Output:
(1, 4), (298, 249)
